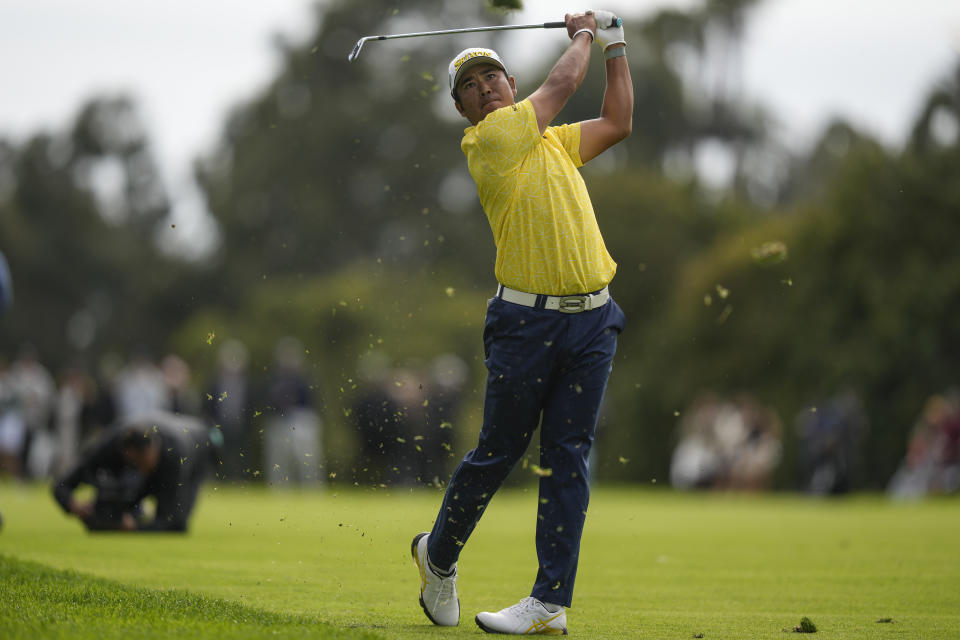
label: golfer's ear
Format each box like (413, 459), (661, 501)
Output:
(454, 99), (468, 119)
(509, 75), (517, 97)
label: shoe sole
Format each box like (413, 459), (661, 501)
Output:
(412, 532), (459, 627)
(475, 614), (568, 635)
(475, 615), (501, 634)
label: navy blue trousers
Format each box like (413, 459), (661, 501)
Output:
(428, 293), (625, 607)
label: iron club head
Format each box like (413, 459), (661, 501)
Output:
(347, 37), (367, 62)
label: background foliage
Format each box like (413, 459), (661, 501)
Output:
(1, 0), (958, 489)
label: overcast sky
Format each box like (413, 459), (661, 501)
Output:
(1, 0), (958, 253)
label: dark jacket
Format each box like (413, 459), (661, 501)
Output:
(53, 411), (219, 532)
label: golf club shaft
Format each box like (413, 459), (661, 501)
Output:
(372, 21), (565, 42)
(349, 22), (566, 61)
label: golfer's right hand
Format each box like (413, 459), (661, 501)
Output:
(565, 12), (597, 42)
(70, 499), (93, 520)
(121, 513), (137, 531)
(593, 10), (626, 51)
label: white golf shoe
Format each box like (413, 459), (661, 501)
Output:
(411, 532), (459, 626)
(475, 597), (568, 635)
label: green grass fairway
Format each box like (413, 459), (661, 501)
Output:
(0, 554), (380, 640)
(1, 481), (959, 639)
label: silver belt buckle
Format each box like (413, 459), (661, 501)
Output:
(558, 295), (588, 313)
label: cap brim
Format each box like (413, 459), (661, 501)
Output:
(452, 57), (506, 98)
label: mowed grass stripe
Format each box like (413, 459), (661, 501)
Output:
(1, 483), (959, 638)
(0, 554), (382, 640)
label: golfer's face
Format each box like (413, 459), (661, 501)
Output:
(124, 445), (160, 476)
(456, 64), (516, 124)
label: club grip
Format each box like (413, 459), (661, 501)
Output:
(544, 16), (621, 29)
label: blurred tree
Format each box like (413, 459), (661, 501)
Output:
(0, 97), (211, 367)
(196, 0), (507, 304)
(909, 62), (960, 154)
(70, 97), (169, 236)
(701, 0), (763, 98)
(774, 119), (885, 206)
(616, 58), (960, 487)
(544, 0), (768, 197)
(197, 0), (773, 298)
(6, 0), (955, 492)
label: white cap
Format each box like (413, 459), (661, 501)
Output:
(448, 47), (508, 99)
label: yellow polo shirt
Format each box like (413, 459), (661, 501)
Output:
(461, 98), (616, 296)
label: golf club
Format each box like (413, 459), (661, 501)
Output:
(348, 21), (568, 62)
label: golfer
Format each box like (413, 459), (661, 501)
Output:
(412, 10), (633, 635)
(53, 411), (221, 532)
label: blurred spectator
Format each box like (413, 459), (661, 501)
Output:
(53, 361), (115, 476)
(670, 393), (782, 491)
(417, 353), (468, 485)
(203, 339), (252, 482)
(161, 353), (201, 415)
(0, 356), (26, 478)
(670, 393), (725, 489)
(796, 391), (868, 495)
(264, 337), (322, 487)
(10, 344), (57, 478)
(385, 366), (426, 485)
(113, 349), (167, 419)
(351, 351), (403, 485)
(82, 358), (118, 441)
(888, 390), (960, 499)
(52, 410), (221, 532)
(725, 396), (783, 490)
(0, 256), (9, 532)
(0, 249), (12, 313)
(53, 363), (92, 475)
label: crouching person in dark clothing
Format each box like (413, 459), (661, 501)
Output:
(52, 411), (222, 532)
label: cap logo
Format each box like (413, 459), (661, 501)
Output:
(454, 49), (495, 71)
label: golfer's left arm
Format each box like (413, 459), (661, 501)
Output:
(51, 437), (111, 520)
(579, 12), (633, 163)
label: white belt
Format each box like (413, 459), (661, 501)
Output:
(496, 285), (610, 313)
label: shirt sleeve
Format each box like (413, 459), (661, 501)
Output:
(549, 122), (584, 168)
(51, 434), (118, 513)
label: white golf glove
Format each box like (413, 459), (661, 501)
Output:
(592, 9), (625, 51)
